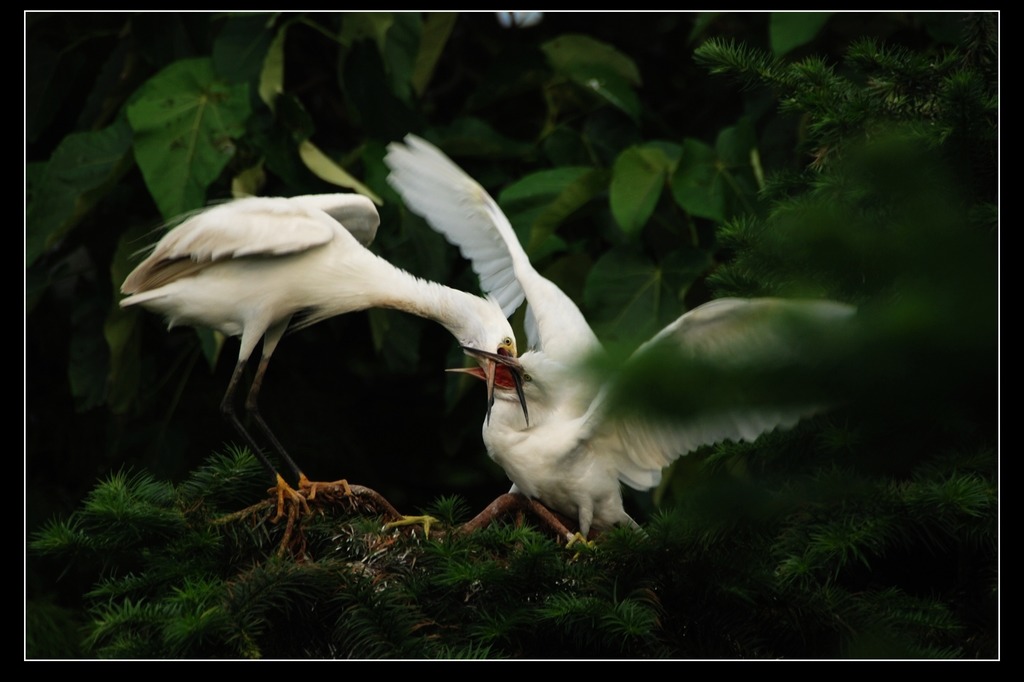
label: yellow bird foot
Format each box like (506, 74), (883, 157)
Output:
(383, 515), (440, 539)
(565, 532), (597, 561)
(297, 473), (353, 501)
(271, 473), (310, 523)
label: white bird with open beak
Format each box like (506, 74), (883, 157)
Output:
(120, 191), (528, 520)
(386, 134), (856, 543)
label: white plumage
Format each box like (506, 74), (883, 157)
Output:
(120, 192), (519, 510)
(386, 134), (855, 540)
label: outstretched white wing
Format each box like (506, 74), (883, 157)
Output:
(579, 297), (857, 490)
(385, 134), (598, 360)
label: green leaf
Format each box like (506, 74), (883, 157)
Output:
(500, 166), (594, 204)
(583, 248), (711, 344)
(26, 118), (134, 267)
(610, 144), (681, 236)
(411, 12), (457, 96)
(770, 12), (833, 56)
(299, 137), (387, 202)
(542, 34), (642, 86)
(499, 167), (607, 258)
(670, 138), (725, 222)
(298, 139), (383, 205)
(543, 35), (642, 121)
(571, 65), (641, 122)
(258, 22), (288, 110)
(127, 58), (251, 220)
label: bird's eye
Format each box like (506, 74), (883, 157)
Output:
(524, 373), (532, 382)
(503, 336), (513, 346)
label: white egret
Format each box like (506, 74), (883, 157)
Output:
(120, 192), (526, 521)
(385, 134), (856, 542)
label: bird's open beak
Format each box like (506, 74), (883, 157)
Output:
(450, 346), (529, 426)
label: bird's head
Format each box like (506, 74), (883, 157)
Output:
(447, 296), (524, 424)
(450, 345), (529, 427)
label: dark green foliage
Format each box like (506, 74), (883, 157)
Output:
(27, 12), (997, 658)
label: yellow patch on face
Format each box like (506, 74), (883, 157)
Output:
(498, 336), (517, 358)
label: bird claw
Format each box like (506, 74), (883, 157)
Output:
(565, 532), (597, 561)
(383, 515), (440, 539)
(297, 474), (353, 501)
(271, 473), (310, 522)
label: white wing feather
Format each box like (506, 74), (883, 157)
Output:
(385, 134), (598, 359)
(121, 195), (379, 294)
(385, 136), (525, 317)
(579, 298), (856, 489)
(289, 193), (380, 247)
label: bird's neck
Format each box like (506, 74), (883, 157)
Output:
(359, 254), (482, 343)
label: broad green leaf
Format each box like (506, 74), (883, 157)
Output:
(770, 12), (833, 56)
(26, 118), (134, 267)
(500, 167), (594, 204)
(412, 12), (457, 96)
(583, 248), (712, 344)
(610, 144), (681, 236)
(127, 58), (251, 220)
(298, 139), (383, 205)
(527, 169), (608, 256)
(670, 138), (725, 222)
(499, 167), (606, 257)
(542, 34), (642, 86)
(570, 65), (642, 122)
(543, 35), (642, 121)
